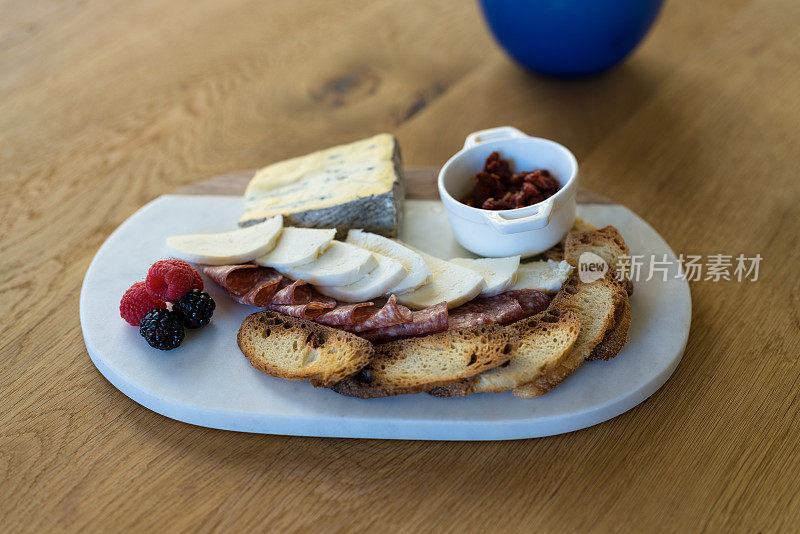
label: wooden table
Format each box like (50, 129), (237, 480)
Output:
(2, 0), (799, 531)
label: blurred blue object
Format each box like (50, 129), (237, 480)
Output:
(479, 0), (665, 76)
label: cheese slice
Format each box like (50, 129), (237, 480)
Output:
(396, 249), (484, 310)
(166, 216), (283, 266)
(255, 227), (336, 269)
(346, 230), (432, 295)
(451, 256), (521, 297)
(511, 260), (574, 294)
(240, 134), (402, 237)
(316, 252), (407, 302)
(278, 241), (378, 287)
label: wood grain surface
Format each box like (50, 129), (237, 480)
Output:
(2, 0), (800, 532)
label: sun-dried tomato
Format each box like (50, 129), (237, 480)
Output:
(462, 152), (560, 210)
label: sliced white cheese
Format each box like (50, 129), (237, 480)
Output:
(315, 252), (407, 302)
(451, 256), (521, 297)
(166, 216), (283, 265)
(255, 227), (336, 269)
(511, 260), (574, 294)
(395, 248), (484, 310)
(346, 229), (432, 295)
(278, 241), (378, 287)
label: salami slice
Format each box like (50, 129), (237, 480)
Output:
(314, 296), (413, 331)
(360, 301), (448, 343)
(199, 264), (261, 295)
(352, 295), (413, 332)
(315, 302), (376, 327)
(271, 279), (335, 307)
(265, 301), (337, 320)
(505, 289), (551, 316)
(448, 293), (525, 330)
(200, 264), (283, 307)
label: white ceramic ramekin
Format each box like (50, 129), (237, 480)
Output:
(438, 126), (579, 258)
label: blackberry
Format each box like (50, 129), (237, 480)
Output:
(173, 289), (216, 329)
(139, 309), (185, 350)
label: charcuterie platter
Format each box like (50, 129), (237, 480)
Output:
(80, 130), (690, 440)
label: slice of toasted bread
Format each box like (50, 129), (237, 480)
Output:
(588, 290), (631, 361)
(563, 225), (633, 294)
(237, 311), (374, 387)
(428, 308), (581, 397)
(330, 324), (519, 398)
(512, 275), (625, 398)
(571, 217), (600, 233)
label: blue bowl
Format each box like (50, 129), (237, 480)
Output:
(479, 0), (665, 77)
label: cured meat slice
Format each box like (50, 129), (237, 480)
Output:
(448, 293), (525, 330)
(265, 301), (337, 320)
(199, 264), (260, 295)
(315, 302), (377, 327)
(505, 289), (551, 316)
(271, 279), (335, 308)
(360, 301), (448, 343)
(200, 264), (283, 306)
(353, 295), (412, 332)
(315, 295), (412, 331)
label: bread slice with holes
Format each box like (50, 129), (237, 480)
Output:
(330, 324), (519, 398)
(429, 308), (581, 397)
(237, 311), (374, 387)
(563, 225), (633, 294)
(512, 275), (626, 398)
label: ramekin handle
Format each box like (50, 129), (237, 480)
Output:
(483, 197), (555, 234)
(463, 126), (527, 149)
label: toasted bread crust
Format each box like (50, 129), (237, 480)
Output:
(329, 381), (427, 399)
(331, 324), (519, 398)
(238, 311), (374, 387)
(588, 291), (631, 361)
(513, 275), (626, 398)
(428, 307), (581, 397)
(427, 380), (476, 398)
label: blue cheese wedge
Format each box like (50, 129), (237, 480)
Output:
(240, 133), (403, 237)
(511, 260), (574, 294)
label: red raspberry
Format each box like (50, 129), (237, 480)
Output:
(146, 259), (203, 302)
(120, 282), (167, 326)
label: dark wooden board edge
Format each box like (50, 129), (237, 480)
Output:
(174, 166), (614, 204)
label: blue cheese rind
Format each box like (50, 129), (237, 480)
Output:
(240, 133), (403, 238)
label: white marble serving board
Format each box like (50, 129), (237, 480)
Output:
(80, 197), (691, 440)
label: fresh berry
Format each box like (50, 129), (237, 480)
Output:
(120, 282), (167, 326)
(173, 290), (216, 329)
(146, 259), (203, 302)
(139, 309), (185, 350)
